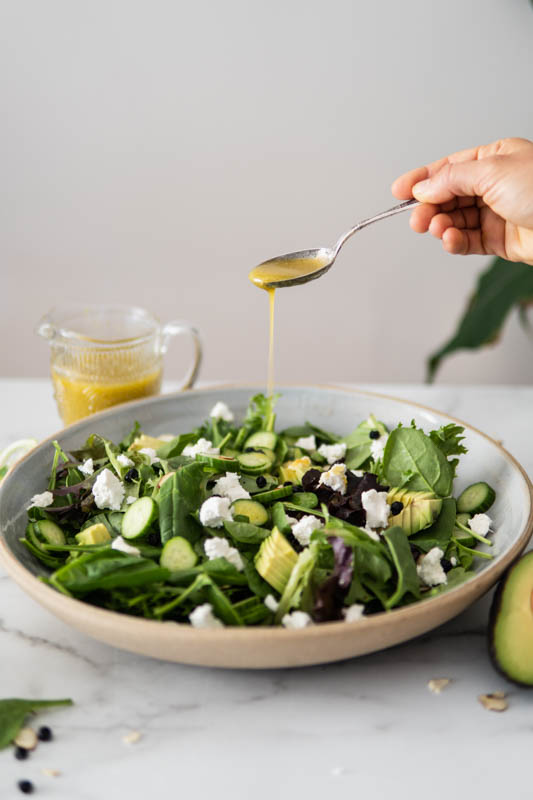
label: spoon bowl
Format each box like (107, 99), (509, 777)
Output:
(249, 198), (419, 290)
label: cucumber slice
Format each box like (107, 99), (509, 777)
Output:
(293, 492), (318, 509)
(231, 499), (269, 526)
(33, 520), (66, 547)
(244, 431), (278, 451)
(196, 453), (240, 472)
(122, 497), (159, 540)
(237, 449), (276, 474)
(240, 473), (278, 495)
(457, 482), (496, 514)
(453, 528), (476, 548)
(160, 536), (198, 571)
(253, 485), (294, 504)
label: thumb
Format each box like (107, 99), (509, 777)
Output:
(412, 159), (493, 203)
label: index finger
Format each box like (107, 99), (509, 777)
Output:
(391, 145), (485, 199)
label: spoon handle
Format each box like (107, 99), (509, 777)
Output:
(335, 198), (420, 254)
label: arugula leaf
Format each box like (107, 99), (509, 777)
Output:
(427, 257), (533, 381)
(383, 426), (453, 497)
(158, 463), (205, 544)
(383, 526), (420, 608)
(409, 498), (457, 553)
(342, 415), (388, 469)
(281, 422), (340, 444)
(50, 550), (169, 594)
(156, 433), (198, 460)
(245, 393), (279, 431)
(0, 698), (73, 750)
(429, 424), (467, 478)
(119, 422), (141, 450)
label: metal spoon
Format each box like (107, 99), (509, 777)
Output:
(250, 198), (420, 289)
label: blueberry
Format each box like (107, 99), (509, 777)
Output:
(206, 480), (216, 490)
(17, 780), (34, 794)
(124, 468), (139, 483)
(37, 725), (53, 742)
(283, 481), (293, 487)
(390, 501), (404, 515)
(441, 558), (454, 573)
(369, 430), (380, 440)
(14, 747), (28, 760)
(255, 476), (267, 488)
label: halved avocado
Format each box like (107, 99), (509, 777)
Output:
(489, 552), (533, 687)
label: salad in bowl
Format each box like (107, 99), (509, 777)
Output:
(23, 392), (496, 630)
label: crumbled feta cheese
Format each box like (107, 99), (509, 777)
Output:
(318, 442), (347, 464)
(469, 513), (492, 536)
(343, 604), (365, 622)
(199, 496), (233, 528)
(189, 603), (224, 629)
(138, 447), (160, 465)
(370, 434), (389, 462)
(351, 470), (364, 478)
(361, 489), (390, 529)
(318, 463), (348, 494)
(79, 458), (94, 476)
(450, 556), (457, 567)
(182, 438), (220, 458)
(157, 434), (175, 442)
(209, 401), (234, 422)
(294, 434), (316, 451)
(417, 547), (447, 587)
(290, 514), (324, 546)
(111, 536), (141, 556)
(126, 496), (136, 504)
(362, 525), (380, 541)
(264, 594), (279, 612)
(27, 491), (54, 510)
(212, 472), (251, 503)
(92, 468), (125, 511)
(281, 611), (313, 629)
(204, 536), (244, 571)
(117, 453), (134, 468)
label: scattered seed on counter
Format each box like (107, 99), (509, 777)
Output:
(428, 678), (451, 694)
(14, 728), (37, 750)
(478, 692), (508, 712)
(41, 768), (61, 777)
(122, 730), (142, 744)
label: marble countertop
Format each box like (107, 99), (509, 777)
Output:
(2, 379), (533, 800)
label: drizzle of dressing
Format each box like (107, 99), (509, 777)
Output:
(249, 253), (330, 397)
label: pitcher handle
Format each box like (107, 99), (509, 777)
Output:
(161, 321), (202, 391)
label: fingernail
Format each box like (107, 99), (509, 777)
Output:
(412, 179), (430, 199)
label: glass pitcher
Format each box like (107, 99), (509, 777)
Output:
(37, 305), (202, 425)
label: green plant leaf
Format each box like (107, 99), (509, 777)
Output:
(427, 258), (533, 381)
(0, 698), (73, 750)
(158, 463), (205, 544)
(383, 426), (453, 497)
(383, 526), (420, 608)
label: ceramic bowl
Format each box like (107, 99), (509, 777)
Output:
(0, 385), (531, 669)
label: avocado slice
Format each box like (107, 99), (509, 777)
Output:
(279, 457), (312, 485)
(75, 523), (112, 545)
(129, 434), (168, 452)
(387, 488), (442, 535)
(489, 552), (533, 686)
(255, 526), (298, 593)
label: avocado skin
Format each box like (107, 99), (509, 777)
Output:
(488, 554), (533, 688)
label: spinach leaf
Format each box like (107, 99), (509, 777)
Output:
(383, 526), (420, 608)
(383, 426), (452, 497)
(342, 415), (387, 469)
(158, 463), (205, 544)
(0, 698), (73, 750)
(223, 520), (270, 544)
(50, 550), (168, 594)
(242, 557), (272, 598)
(204, 577), (244, 626)
(409, 498), (457, 553)
(427, 258), (533, 381)
(353, 546), (393, 608)
(167, 558), (248, 587)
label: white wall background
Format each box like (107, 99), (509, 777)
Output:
(1, 0), (532, 386)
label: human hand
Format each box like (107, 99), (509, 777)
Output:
(391, 138), (533, 265)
